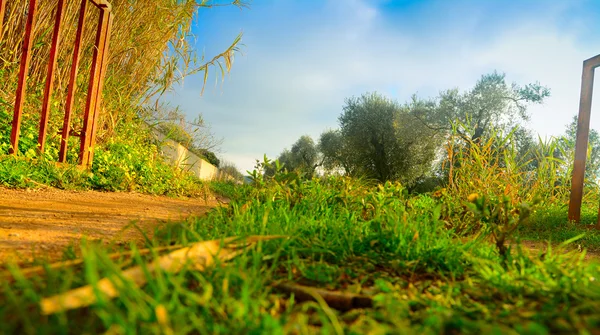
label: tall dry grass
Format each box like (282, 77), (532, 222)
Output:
(0, 0), (242, 146)
(445, 121), (573, 206)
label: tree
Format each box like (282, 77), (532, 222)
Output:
(561, 115), (600, 181)
(275, 149), (295, 172)
(459, 72), (549, 141)
(219, 160), (244, 181)
(291, 136), (321, 176)
(416, 71), (550, 142)
(419, 72), (551, 190)
(318, 129), (355, 175)
(334, 92), (442, 184)
(274, 135), (322, 178)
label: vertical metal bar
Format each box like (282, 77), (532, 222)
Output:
(79, 7), (108, 165)
(568, 54), (600, 223)
(58, 0), (87, 163)
(38, 0), (65, 154)
(0, 0), (6, 42)
(9, 0), (38, 155)
(83, 10), (112, 167)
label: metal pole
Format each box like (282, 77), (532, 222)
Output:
(79, 6), (109, 165)
(58, 0), (88, 163)
(84, 10), (113, 167)
(568, 54), (600, 223)
(9, 0), (38, 155)
(38, 0), (65, 154)
(0, 0), (6, 42)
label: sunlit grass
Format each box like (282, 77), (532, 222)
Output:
(2, 176), (600, 334)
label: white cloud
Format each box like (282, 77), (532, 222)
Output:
(168, 0), (600, 173)
(470, 23), (599, 139)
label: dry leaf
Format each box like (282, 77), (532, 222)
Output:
(40, 235), (286, 315)
(412, 231), (419, 241)
(274, 282), (373, 312)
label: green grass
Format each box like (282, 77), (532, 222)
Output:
(210, 180), (247, 200)
(520, 205), (600, 253)
(2, 175), (600, 334)
(0, 155), (88, 190)
(0, 104), (209, 197)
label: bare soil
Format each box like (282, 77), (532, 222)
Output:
(0, 187), (218, 265)
(1, 187), (598, 267)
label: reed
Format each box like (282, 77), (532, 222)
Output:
(0, 0), (242, 150)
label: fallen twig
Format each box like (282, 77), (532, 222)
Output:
(40, 235), (286, 315)
(273, 282), (373, 311)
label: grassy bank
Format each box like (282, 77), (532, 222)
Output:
(0, 125), (209, 198)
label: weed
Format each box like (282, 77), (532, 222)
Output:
(466, 193), (539, 261)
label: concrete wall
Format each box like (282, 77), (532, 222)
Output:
(152, 130), (220, 181)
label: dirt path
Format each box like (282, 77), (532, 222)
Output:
(2, 187), (597, 268)
(0, 187), (218, 265)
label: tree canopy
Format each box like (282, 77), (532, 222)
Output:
(333, 92), (442, 184)
(421, 71), (550, 142)
(271, 71), (552, 189)
(274, 135), (322, 178)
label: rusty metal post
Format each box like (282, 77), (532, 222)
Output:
(0, 0), (6, 42)
(568, 54), (600, 223)
(38, 0), (66, 154)
(84, 9), (113, 167)
(79, 4), (110, 166)
(9, 0), (38, 155)
(58, 0), (88, 163)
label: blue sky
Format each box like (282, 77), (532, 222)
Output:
(164, 0), (600, 173)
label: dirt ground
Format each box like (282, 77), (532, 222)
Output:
(0, 187), (597, 267)
(0, 187), (218, 265)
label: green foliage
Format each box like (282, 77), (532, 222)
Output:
(307, 72), (552, 188)
(520, 205), (600, 253)
(432, 71), (550, 141)
(200, 150), (221, 168)
(218, 161), (245, 181)
(325, 92), (442, 184)
(0, 156), (88, 189)
(210, 180), (248, 199)
(318, 129), (354, 174)
(467, 193), (539, 261)
(90, 117), (208, 196)
(0, 108), (208, 197)
(445, 122), (570, 206)
(274, 135), (321, 178)
(0, 0), (245, 196)
(560, 115), (600, 182)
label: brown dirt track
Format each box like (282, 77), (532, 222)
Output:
(1, 187), (597, 266)
(0, 187), (217, 265)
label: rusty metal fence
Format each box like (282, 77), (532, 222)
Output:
(0, 0), (113, 168)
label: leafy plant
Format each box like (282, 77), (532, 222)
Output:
(466, 193), (539, 261)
